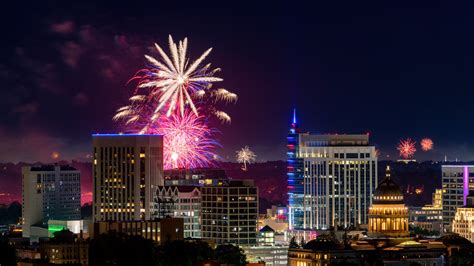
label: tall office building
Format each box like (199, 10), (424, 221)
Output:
(441, 165), (474, 229)
(22, 165), (81, 238)
(287, 109), (305, 229)
(201, 180), (258, 246)
(155, 186), (201, 238)
(287, 112), (377, 230)
(92, 134), (164, 222)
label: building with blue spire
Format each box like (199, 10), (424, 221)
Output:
(287, 109), (305, 229)
(287, 110), (378, 232)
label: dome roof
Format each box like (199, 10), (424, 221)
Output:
(373, 166), (404, 204)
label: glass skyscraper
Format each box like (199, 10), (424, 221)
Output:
(287, 111), (377, 230)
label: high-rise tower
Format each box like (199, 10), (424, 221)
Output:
(287, 109), (305, 229)
(92, 134), (164, 222)
(287, 110), (377, 230)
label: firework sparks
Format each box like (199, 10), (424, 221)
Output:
(136, 35), (225, 119)
(397, 138), (417, 159)
(420, 138), (434, 151)
(150, 111), (218, 169)
(113, 36), (237, 169)
(236, 146), (256, 171)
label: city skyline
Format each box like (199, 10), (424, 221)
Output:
(1, 1), (474, 163)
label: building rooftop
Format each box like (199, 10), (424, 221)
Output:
(30, 165), (77, 172)
(259, 225), (275, 233)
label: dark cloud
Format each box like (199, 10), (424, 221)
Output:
(50, 21), (76, 35)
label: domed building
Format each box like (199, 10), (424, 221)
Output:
(368, 165), (409, 238)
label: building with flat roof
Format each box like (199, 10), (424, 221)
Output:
(22, 165), (81, 240)
(92, 134), (164, 222)
(442, 165), (474, 230)
(287, 111), (377, 231)
(201, 180), (258, 246)
(92, 218), (183, 243)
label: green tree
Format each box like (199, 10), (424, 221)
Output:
(214, 244), (247, 265)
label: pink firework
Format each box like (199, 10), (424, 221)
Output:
(397, 138), (417, 159)
(149, 111), (218, 169)
(420, 138), (433, 151)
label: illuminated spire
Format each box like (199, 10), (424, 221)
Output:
(293, 108), (297, 124)
(385, 165), (391, 180)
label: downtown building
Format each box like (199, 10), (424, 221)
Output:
(287, 111), (377, 230)
(155, 186), (201, 238)
(441, 165), (474, 231)
(201, 180), (258, 246)
(22, 165), (81, 240)
(92, 134), (164, 222)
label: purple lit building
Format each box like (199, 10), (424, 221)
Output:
(441, 165), (474, 230)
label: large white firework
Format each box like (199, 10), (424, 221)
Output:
(142, 35), (222, 118)
(114, 35), (237, 127)
(236, 146), (256, 171)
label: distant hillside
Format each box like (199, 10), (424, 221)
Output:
(0, 160), (459, 210)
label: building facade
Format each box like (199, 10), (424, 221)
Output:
(452, 192), (474, 243)
(201, 180), (258, 246)
(40, 230), (88, 266)
(155, 186), (201, 238)
(22, 165), (81, 239)
(92, 134), (164, 222)
(409, 189), (443, 232)
(92, 218), (184, 243)
(442, 165), (474, 229)
(290, 131), (377, 230)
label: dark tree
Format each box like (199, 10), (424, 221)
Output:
(214, 244), (247, 265)
(156, 240), (213, 266)
(0, 236), (16, 266)
(289, 236), (299, 248)
(299, 237), (306, 248)
(89, 231), (158, 266)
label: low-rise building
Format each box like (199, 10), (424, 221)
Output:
(92, 218), (183, 244)
(40, 230), (88, 266)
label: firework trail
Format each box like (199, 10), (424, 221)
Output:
(397, 138), (416, 159)
(236, 146), (256, 171)
(420, 138), (433, 151)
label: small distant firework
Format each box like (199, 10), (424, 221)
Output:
(236, 146), (256, 171)
(420, 138), (433, 151)
(397, 138), (417, 159)
(149, 111), (218, 169)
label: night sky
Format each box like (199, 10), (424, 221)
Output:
(1, 0), (474, 163)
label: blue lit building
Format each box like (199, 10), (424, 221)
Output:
(287, 109), (305, 229)
(287, 110), (378, 231)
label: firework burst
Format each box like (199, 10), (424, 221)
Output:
(113, 35), (236, 169)
(149, 111), (218, 169)
(236, 146), (256, 171)
(420, 138), (434, 151)
(397, 138), (417, 159)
